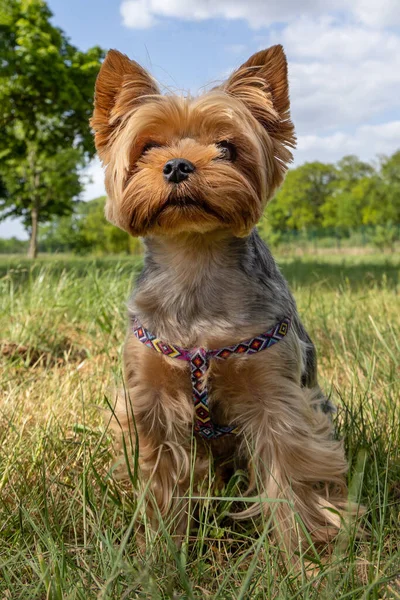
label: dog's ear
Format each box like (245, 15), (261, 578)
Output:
(224, 45), (295, 150)
(91, 50), (159, 160)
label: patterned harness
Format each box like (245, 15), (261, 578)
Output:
(132, 316), (292, 440)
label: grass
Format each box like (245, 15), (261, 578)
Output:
(0, 252), (399, 599)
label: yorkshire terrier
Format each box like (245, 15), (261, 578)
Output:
(91, 45), (350, 553)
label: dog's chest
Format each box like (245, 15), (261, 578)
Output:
(134, 276), (251, 343)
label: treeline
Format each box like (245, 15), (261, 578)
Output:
(0, 196), (140, 255)
(0, 236), (28, 254)
(259, 152), (400, 243)
(1, 151), (400, 255)
(37, 151), (400, 254)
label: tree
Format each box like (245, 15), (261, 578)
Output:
(1, 146), (85, 253)
(39, 197), (142, 255)
(0, 0), (103, 258)
(362, 151), (400, 226)
(321, 155), (375, 230)
(265, 162), (337, 232)
(335, 155), (375, 183)
(76, 197), (136, 254)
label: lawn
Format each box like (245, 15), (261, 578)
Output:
(0, 253), (399, 599)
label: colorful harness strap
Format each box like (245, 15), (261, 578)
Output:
(132, 316), (292, 440)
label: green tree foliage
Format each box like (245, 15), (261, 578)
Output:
(321, 156), (374, 230)
(262, 151), (400, 244)
(267, 162), (337, 231)
(39, 197), (142, 255)
(362, 151), (400, 226)
(0, 236), (28, 253)
(0, 0), (103, 258)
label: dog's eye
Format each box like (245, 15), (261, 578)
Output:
(141, 141), (160, 155)
(216, 141), (237, 162)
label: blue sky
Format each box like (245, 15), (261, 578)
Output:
(2, 0), (400, 239)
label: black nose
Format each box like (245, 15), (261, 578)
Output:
(163, 158), (195, 183)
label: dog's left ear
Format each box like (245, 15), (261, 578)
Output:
(224, 45), (295, 150)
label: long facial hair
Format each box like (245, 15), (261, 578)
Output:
(91, 45), (296, 238)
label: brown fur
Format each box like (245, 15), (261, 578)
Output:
(91, 45), (355, 557)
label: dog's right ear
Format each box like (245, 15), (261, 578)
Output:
(91, 50), (159, 161)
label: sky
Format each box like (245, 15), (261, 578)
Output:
(2, 0), (400, 239)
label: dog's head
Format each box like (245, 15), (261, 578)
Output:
(91, 46), (295, 237)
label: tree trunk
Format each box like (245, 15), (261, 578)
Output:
(28, 205), (39, 259)
(27, 149), (41, 259)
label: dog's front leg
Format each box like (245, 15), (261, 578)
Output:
(238, 382), (348, 553)
(114, 336), (208, 538)
(219, 343), (349, 553)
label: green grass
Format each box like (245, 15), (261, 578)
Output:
(0, 253), (399, 599)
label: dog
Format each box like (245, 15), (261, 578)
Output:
(91, 45), (350, 554)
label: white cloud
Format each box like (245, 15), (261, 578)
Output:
(120, 0), (400, 29)
(272, 16), (400, 62)
(120, 0), (332, 30)
(81, 157), (106, 201)
(265, 17), (400, 135)
(289, 56), (400, 134)
(295, 121), (400, 164)
(353, 0), (400, 27)
(120, 0), (156, 28)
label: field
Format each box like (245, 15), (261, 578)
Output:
(0, 253), (399, 599)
